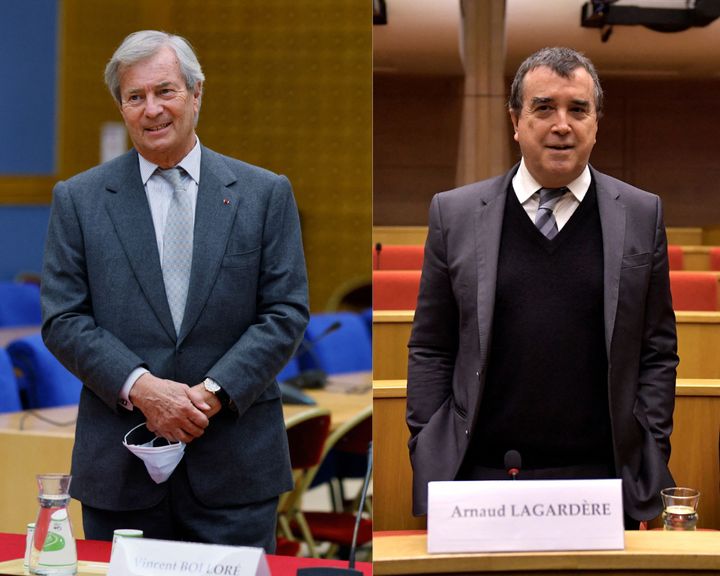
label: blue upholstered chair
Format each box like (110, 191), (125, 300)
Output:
(7, 334), (82, 408)
(276, 357), (301, 382)
(359, 307), (372, 339)
(298, 312), (372, 375)
(0, 348), (22, 413)
(0, 282), (41, 327)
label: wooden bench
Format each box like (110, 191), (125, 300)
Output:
(373, 378), (720, 532)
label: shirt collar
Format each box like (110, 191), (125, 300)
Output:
(513, 158), (591, 204)
(138, 138), (202, 186)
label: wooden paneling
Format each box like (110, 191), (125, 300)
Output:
(373, 311), (413, 381)
(373, 380), (426, 532)
(373, 379), (720, 532)
(6, 0), (371, 312)
(373, 75), (463, 226)
(374, 77), (720, 230)
(374, 310), (720, 381)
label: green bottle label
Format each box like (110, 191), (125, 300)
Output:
(42, 532), (65, 552)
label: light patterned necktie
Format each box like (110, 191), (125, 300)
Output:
(534, 187), (568, 240)
(157, 167), (193, 335)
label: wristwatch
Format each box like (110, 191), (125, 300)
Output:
(202, 378), (230, 406)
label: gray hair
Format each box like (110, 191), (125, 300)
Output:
(104, 30), (205, 110)
(508, 47), (603, 118)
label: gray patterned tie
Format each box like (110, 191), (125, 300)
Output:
(534, 187), (567, 240)
(157, 167), (193, 335)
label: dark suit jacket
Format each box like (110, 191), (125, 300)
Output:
(407, 164), (678, 521)
(41, 146), (308, 511)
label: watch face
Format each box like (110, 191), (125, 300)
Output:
(204, 379), (221, 393)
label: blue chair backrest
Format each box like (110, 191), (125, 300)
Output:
(7, 334), (82, 408)
(276, 357), (301, 382)
(0, 282), (41, 327)
(359, 307), (372, 338)
(299, 312), (372, 375)
(0, 348), (22, 412)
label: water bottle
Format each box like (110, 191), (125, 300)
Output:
(29, 474), (77, 576)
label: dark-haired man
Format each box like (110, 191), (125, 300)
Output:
(407, 47), (677, 528)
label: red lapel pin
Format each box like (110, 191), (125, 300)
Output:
(223, 198), (231, 205)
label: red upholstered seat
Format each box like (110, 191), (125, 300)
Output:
(275, 537), (301, 556)
(709, 247), (720, 271)
(373, 270), (421, 310)
(373, 244), (424, 270)
(669, 271), (719, 311)
(667, 245), (684, 270)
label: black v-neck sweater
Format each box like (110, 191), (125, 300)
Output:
(470, 183), (613, 470)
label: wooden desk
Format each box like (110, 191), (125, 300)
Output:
(0, 375), (371, 537)
(373, 531), (720, 575)
(0, 325), (39, 348)
(374, 310), (720, 380)
(373, 311), (413, 380)
(373, 379), (720, 532)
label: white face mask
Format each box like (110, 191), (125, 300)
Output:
(123, 422), (185, 484)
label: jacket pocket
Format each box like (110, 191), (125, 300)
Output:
(621, 252), (651, 270)
(222, 247), (260, 269)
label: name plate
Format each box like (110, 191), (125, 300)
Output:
(108, 537), (269, 576)
(428, 479), (624, 553)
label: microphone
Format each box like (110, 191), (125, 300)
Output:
(504, 450), (521, 480)
(283, 321), (342, 390)
(374, 242), (382, 270)
(297, 441), (372, 576)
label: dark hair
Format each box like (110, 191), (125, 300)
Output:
(508, 47), (603, 118)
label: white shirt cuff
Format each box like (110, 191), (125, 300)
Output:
(119, 367), (149, 411)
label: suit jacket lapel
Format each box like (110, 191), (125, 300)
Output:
(104, 150), (177, 340)
(178, 147), (239, 342)
(592, 166), (626, 355)
(474, 179), (509, 362)
(470, 167), (516, 421)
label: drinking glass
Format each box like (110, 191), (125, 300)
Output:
(661, 487), (700, 531)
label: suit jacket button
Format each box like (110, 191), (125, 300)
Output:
(465, 429), (469, 437)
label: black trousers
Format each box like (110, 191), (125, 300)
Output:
(81, 459), (279, 552)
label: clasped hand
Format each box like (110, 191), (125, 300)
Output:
(129, 373), (223, 443)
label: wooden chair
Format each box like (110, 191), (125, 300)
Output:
(277, 407), (332, 557)
(291, 405), (372, 559)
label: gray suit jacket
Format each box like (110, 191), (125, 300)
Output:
(41, 146), (308, 511)
(407, 164), (678, 520)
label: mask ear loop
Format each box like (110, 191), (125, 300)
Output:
(123, 421), (160, 446)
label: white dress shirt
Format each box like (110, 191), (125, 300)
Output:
(118, 139), (202, 410)
(511, 158), (591, 231)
